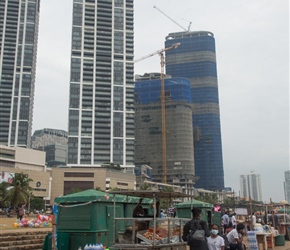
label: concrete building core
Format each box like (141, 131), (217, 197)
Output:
(134, 76), (198, 194)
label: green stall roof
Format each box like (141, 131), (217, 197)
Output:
(54, 189), (153, 204)
(175, 199), (213, 208)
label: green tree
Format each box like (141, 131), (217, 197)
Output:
(69, 187), (82, 194)
(195, 193), (219, 205)
(0, 182), (10, 207)
(29, 196), (45, 211)
(5, 172), (33, 208)
(222, 197), (236, 210)
(139, 183), (151, 190)
(159, 186), (174, 209)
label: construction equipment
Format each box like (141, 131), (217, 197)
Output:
(153, 5), (192, 32)
(134, 42), (181, 183)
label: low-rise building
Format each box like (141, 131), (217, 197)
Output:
(0, 145), (50, 198)
(50, 167), (136, 204)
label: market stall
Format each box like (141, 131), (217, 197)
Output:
(54, 189), (154, 249)
(109, 190), (194, 249)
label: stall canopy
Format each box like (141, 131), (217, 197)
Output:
(109, 190), (194, 199)
(175, 199), (213, 208)
(54, 189), (153, 204)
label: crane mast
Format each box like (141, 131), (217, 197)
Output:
(134, 43), (181, 183)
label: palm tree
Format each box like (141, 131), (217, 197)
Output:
(5, 172), (33, 208)
(0, 182), (10, 207)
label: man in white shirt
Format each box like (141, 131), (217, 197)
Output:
(251, 212), (256, 230)
(231, 213), (237, 229)
(226, 223), (245, 250)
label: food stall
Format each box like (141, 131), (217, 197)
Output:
(54, 189), (154, 249)
(109, 190), (194, 250)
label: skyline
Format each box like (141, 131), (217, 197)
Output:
(33, 0), (289, 202)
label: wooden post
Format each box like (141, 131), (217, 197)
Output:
(52, 214), (56, 249)
(249, 196), (253, 230)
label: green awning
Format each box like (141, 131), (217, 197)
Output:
(175, 199), (213, 208)
(54, 189), (153, 204)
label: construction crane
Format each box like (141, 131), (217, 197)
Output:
(134, 42), (181, 183)
(153, 5), (192, 32)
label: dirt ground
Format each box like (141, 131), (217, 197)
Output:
(0, 215), (52, 231)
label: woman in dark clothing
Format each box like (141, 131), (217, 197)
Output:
(182, 208), (210, 250)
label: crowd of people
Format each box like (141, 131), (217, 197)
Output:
(131, 198), (283, 250)
(183, 208), (247, 250)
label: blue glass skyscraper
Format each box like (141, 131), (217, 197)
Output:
(165, 31), (224, 191)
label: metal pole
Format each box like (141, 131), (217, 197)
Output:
(153, 194), (156, 247)
(113, 194), (116, 244)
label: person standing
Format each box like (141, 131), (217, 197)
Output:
(231, 213), (237, 229)
(18, 202), (26, 221)
(251, 212), (256, 230)
(221, 211), (229, 234)
(207, 224), (225, 250)
(182, 208), (210, 250)
(226, 223), (245, 250)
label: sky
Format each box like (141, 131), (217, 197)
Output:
(33, 0), (289, 203)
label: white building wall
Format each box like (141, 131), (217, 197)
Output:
(284, 170), (290, 203)
(240, 172), (263, 201)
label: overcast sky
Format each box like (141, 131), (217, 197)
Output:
(33, 0), (289, 203)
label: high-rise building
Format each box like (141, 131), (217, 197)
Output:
(31, 128), (68, 167)
(0, 0), (40, 147)
(165, 31), (224, 191)
(240, 172), (263, 201)
(67, 0), (134, 171)
(134, 74), (197, 193)
(284, 170), (290, 203)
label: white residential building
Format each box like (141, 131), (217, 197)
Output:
(284, 170), (290, 203)
(67, 0), (134, 172)
(240, 172), (263, 201)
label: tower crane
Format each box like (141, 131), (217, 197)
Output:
(153, 5), (192, 32)
(134, 42), (181, 183)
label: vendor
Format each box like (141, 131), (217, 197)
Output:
(132, 198), (161, 232)
(133, 198), (145, 217)
(133, 198), (147, 232)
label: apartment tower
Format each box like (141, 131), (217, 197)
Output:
(67, 0), (134, 170)
(165, 31), (224, 191)
(240, 172), (263, 201)
(0, 0), (40, 147)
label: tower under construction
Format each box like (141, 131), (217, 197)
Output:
(134, 74), (197, 193)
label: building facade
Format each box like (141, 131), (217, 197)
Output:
(50, 167), (136, 205)
(0, 0), (40, 147)
(165, 31), (224, 191)
(31, 128), (68, 167)
(67, 0), (134, 171)
(240, 172), (263, 201)
(284, 170), (290, 203)
(0, 145), (49, 198)
(134, 75), (197, 194)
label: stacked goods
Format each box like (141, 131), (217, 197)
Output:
(137, 226), (182, 244)
(247, 231), (258, 250)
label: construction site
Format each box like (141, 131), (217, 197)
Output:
(134, 74), (198, 195)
